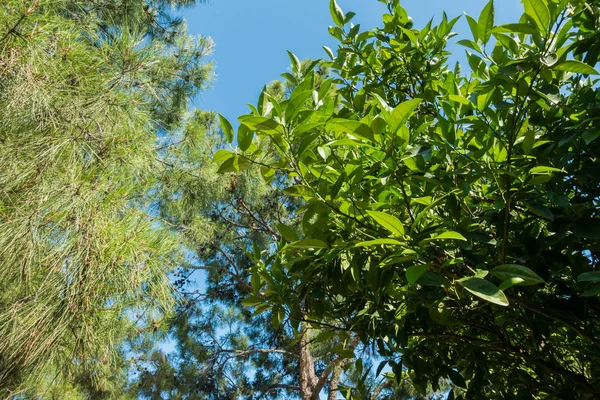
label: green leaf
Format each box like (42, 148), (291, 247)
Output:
(241, 296), (264, 307)
(522, 0), (550, 34)
(447, 369), (467, 389)
(530, 166), (563, 174)
(582, 283), (600, 297)
(211, 149), (234, 164)
(577, 272), (600, 283)
(389, 99), (422, 134)
(457, 39), (483, 53)
(416, 272), (445, 287)
(582, 130), (600, 145)
(406, 265), (428, 284)
(287, 50), (301, 75)
(465, 14), (479, 42)
(329, 0), (345, 27)
(491, 264), (544, 285)
(217, 155), (251, 173)
(431, 231), (467, 241)
(285, 90), (313, 122)
(524, 201), (554, 221)
(239, 115), (284, 135)
(491, 23), (538, 35)
(327, 119), (375, 142)
(276, 223), (299, 242)
(448, 94), (472, 106)
(237, 124), (253, 151)
(219, 114), (234, 143)
(323, 45), (335, 60)
(288, 239), (329, 249)
(367, 210), (405, 237)
(553, 60), (599, 75)
(283, 185), (315, 198)
(522, 130), (535, 154)
(498, 277), (526, 290)
(477, 0), (495, 45)
(355, 238), (403, 247)
(459, 278), (509, 306)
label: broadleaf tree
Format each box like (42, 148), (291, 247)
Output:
(132, 85), (411, 399)
(215, 0), (600, 398)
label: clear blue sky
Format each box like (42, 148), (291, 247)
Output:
(184, 0), (522, 125)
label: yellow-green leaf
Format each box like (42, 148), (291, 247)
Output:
(477, 0), (495, 44)
(367, 210), (405, 237)
(523, 0), (549, 34)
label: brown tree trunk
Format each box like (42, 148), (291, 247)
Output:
(299, 324), (317, 399)
(327, 360), (344, 400)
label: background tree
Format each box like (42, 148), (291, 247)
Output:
(131, 100), (398, 399)
(0, 0), (211, 396)
(216, 0), (600, 398)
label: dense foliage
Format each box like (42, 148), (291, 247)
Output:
(216, 0), (600, 398)
(132, 88), (415, 399)
(0, 0), (211, 396)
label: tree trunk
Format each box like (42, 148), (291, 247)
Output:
(327, 361), (344, 400)
(299, 324), (317, 399)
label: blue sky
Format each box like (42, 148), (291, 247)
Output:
(185, 0), (522, 125)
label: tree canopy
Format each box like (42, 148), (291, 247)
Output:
(3, 0), (600, 398)
(215, 0), (600, 397)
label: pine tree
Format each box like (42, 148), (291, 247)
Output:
(0, 0), (212, 395)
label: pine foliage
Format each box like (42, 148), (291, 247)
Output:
(0, 0), (212, 395)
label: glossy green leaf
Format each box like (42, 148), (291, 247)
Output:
(498, 277), (526, 290)
(285, 90), (313, 122)
(283, 185), (315, 198)
(448, 94), (472, 105)
(465, 14), (479, 41)
(327, 119), (375, 142)
(329, 0), (345, 27)
(491, 23), (538, 35)
(553, 60), (599, 75)
(389, 99), (422, 133)
(287, 50), (301, 74)
(523, 0), (550, 34)
(530, 166), (563, 174)
(367, 210), (405, 237)
(217, 155), (251, 173)
(577, 272), (600, 283)
(582, 283), (600, 297)
(491, 264), (544, 285)
(524, 202), (554, 221)
(477, 0), (494, 45)
(288, 239), (329, 249)
(416, 272), (445, 287)
(522, 130), (535, 154)
(447, 369), (467, 389)
(237, 124), (253, 151)
(431, 231), (467, 241)
(241, 296), (264, 307)
(211, 149), (234, 164)
(323, 45), (335, 60)
(219, 113), (234, 143)
(583, 130), (600, 145)
(459, 278), (509, 306)
(239, 115), (284, 135)
(355, 238), (403, 247)
(276, 223), (299, 242)
(406, 265), (428, 284)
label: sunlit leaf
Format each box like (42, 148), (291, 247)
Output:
(459, 278), (509, 306)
